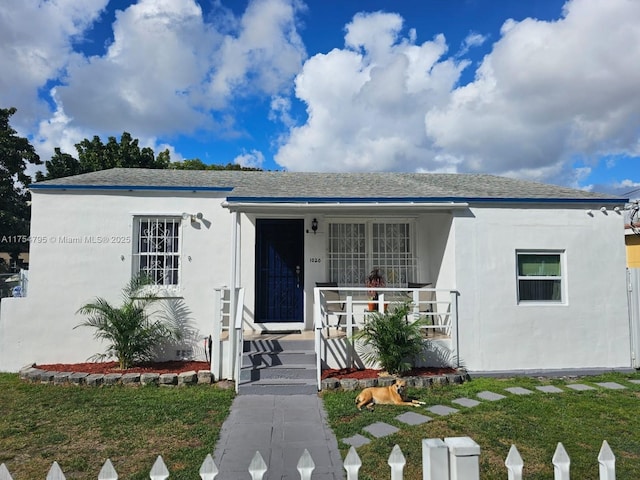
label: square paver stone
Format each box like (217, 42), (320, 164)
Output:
(566, 384), (596, 391)
(628, 380), (640, 385)
(342, 434), (371, 448)
(536, 385), (564, 393)
(427, 405), (459, 416)
(452, 397), (481, 407)
(595, 382), (627, 390)
(477, 391), (506, 401)
(395, 412), (432, 425)
(505, 387), (534, 395)
(363, 422), (400, 438)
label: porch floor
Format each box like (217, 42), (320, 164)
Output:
(243, 330), (315, 341)
(235, 329), (449, 341)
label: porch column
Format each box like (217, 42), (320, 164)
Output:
(227, 210), (240, 380)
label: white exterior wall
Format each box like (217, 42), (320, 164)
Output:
(0, 189), (235, 372)
(454, 205), (631, 372)
(0, 191), (631, 375)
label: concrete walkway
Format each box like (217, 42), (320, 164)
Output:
(213, 394), (344, 480)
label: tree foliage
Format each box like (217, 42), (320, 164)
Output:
(170, 159), (262, 171)
(75, 275), (182, 369)
(35, 132), (171, 181)
(0, 107), (42, 264)
(36, 131), (263, 181)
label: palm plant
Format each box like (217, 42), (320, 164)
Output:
(75, 275), (182, 369)
(353, 302), (427, 375)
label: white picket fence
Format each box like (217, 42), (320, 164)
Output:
(0, 436), (617, 479)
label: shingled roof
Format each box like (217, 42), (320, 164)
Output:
(31, 168), (627, 204)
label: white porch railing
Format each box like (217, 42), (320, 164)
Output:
(314, 286), (459, 388)
(315, 286), (457, 335)
(0, 437), (618, 479)
(211, 287), (244, 385)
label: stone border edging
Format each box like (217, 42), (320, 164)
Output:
(321, 369), (469, 391)
(19, 366), (216, 387)
(19, 366), (469, 390)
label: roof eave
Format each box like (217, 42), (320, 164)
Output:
(30, 184), (233, 192)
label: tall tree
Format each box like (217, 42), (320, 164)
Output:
(170, 159), (262, 171)
(34, 148), (82, 182)
(36, 132), (171, 181)
(0, 107), (42, 268)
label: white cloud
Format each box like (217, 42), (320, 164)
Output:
(55, 0), (216, 135)
(275, 11), (467, 172)
(33, 89), (91, 163)
(276, 0), (640, 189)
(458, 32), (487, 56)
(0, 0), (108, 128)
(424, 0), (640, 184)
(32, 88), (184, 169)
(1, 0), (306, 164)
(234, 149), (265, 168)
(208, 0), (307, 105)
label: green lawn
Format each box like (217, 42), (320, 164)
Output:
(321, 372), (640, 480)
(0, 374), (235, 479)
(3, 371), (640, 480)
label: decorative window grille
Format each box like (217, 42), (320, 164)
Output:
(328, 223), (366, 286)
(133, 217), (180, 286)
(516, 251), (563, 302)
(328, 221), (416, 287)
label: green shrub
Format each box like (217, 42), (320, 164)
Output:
(352, 302), (427, 375)
(75, 275), (182, 369)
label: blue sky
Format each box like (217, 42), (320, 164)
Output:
(1, 0), (639, 197)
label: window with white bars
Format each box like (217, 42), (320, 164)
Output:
(327, 221), (416, 287)
(133, 217), (180, 286)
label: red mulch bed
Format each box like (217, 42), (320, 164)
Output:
(321, 366), (457, 380)
(34, 361), (210, 375)
(34, 362), (457, 379)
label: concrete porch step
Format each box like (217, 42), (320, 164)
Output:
(242, 351), (316, 368)
(240, 364), (317, 382)
(239, 336), (317, 395)
(237, 378), (318, 395)
(243, 338), (315, 353)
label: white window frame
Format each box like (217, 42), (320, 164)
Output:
(327, 219), (417, 287)
(516, 250), (565, 304)
(132, 216), (182, 289)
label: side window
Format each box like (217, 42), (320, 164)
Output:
(133, 217), (181, 286)
(517, 251), (563, 303)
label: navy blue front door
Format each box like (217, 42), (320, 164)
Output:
(255, 219), (304, 323)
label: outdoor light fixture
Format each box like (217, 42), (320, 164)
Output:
(311, 218), (318, 234)
(182, 212), (204, 223)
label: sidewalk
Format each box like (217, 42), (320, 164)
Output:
(213, 394), (344, 479)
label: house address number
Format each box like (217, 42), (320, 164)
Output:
(309, 257), (322, 263)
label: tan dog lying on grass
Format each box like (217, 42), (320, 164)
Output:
(355, 379), (426, 410)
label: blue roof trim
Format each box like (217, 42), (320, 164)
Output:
(28, 187), (628, 204)
(226, 196), (628, 204)
(31, 184), (233, 192)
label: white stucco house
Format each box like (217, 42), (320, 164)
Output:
(0, 169), (633, 380)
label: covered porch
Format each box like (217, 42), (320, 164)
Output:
(209, 284), (459, 391)
(212, 201), (463, 390)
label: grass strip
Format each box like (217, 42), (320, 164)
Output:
(0, 374), (235, 479)
(321, 372), (640, 480)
